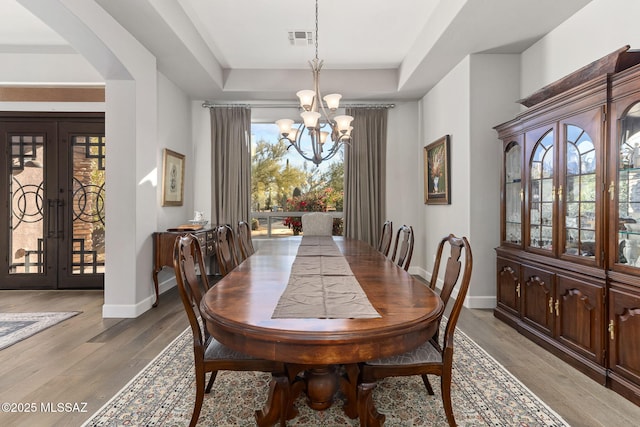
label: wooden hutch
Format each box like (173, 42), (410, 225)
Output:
(494, 46), (640, 405)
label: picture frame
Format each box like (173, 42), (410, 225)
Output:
(161, 149), (185, 206)
(424, 135), (451, 204)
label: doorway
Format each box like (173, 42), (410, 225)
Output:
(0, 112), (105, 289)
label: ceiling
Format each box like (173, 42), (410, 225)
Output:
(0, 0), (593, 102)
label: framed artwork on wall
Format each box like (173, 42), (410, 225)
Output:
(161, 148), (185, 206)
(424, 135), (451, 205)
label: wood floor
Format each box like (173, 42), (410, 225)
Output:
(0, 287), (639, 427)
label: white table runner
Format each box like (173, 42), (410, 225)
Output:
(272, 236), (381, 319)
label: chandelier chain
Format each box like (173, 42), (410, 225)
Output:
(314, 0), (319, 60)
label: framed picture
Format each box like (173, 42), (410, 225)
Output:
(424, 135), (451, 204)
(161, 149), (185, 206)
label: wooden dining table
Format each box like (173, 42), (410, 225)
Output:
(200, 236), (444, 426)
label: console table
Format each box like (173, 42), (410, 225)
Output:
(152, 228), (215, 307)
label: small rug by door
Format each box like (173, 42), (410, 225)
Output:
(82, 325), (570, 426)
(0, 312), (80, 351)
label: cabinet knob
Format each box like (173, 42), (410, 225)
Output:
(516, 283), (520, 298)
(558, 185), (563, 202)
(549, 297), (554, 314)
(555, 300), (559, 317)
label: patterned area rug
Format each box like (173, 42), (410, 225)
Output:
(0, 312), (80, 351)
(83, 325), (569, 427)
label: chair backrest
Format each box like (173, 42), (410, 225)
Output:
(237, 220), (255, 260)
(215, 224), (239, 276)
(301, 212), (333, 236)
(173, 234), (211, 350)
(391, 225), (414, 271)
(376, 220), (393, 256)
(431, 234), (473, 353)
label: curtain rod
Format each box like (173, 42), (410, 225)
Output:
(202, 102), (395, 109)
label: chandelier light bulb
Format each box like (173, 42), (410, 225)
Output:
(296, 90), (316, 111)
(334, 115), (354, 132)
(276, 119), (294, 136)
(323, 94), (342, 110)
(301, 111), (321, 129)
(320, 131), (329, 144)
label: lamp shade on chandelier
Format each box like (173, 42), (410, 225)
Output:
(276, 0), (353, 166)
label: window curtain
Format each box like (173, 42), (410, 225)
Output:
(210, 106), (251, 227)
(344, 107), (387, 247)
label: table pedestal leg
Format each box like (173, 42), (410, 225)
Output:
(305, 365), (338, 410)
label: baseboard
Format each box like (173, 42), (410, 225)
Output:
(420, 270), (496, 309)
(102, 278), (177, 318)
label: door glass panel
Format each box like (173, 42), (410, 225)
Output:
(9, 135), (45, 274)
(504, 141), (521, 244)
(71, 135), (106, 274)
(564, 124), (596, 258)
(618, 102), (640, 266)
(530, 130), (554, 250)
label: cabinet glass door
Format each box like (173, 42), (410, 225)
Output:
(505, 141), (522, 244)
(618, 102), (640, 267)
(563, 125), (596, 259)
(530, 130), (555, 251)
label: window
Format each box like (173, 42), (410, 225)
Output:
(251, 123), (344, 237)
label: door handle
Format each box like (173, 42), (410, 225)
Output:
(56, 199), (64, 238)
(47, 199), (57, 238)
(47, 199), (64, 238)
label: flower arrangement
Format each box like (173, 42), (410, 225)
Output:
(283, 189), (344, 235)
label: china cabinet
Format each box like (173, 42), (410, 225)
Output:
(495, 46), (640, 405)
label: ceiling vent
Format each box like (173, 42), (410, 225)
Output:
(288, 31), (313, 46)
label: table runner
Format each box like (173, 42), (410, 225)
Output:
(272, 236), (381, 319)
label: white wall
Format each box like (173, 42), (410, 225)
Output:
(421, 57), (471, 290)
(157, 72), (192, 230)
(385, 101), (424, 273)
(417, 54), (520, 308)
(152, 73), (194, 295)
(469, 54), (520, 306)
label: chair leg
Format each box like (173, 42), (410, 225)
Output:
(440, 370), (456, 427)
(421, 374), (435, 395)
(205, 371), (217, 393)
(190, 365), (206, 427)
(357, 382), (385, 427)
(339, 363), (360, 419)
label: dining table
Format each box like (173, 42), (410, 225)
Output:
(199, 236), (444, 426)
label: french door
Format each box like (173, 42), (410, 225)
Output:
(0, 113), (105, 289)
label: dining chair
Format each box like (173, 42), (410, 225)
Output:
(357, 234), (472, 427)
(391, 225), (414, 271)
(214, 224), (239, 276)
(237, 220), (255, 261)
(376, 220), (393, 257)
(173, 234), (285, 427)
(301, 212), (333, 236)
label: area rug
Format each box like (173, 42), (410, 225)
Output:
(82, 325), (569, 427)
(0, 312), (80, 351)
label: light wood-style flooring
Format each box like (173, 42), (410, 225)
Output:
(0, 287), (639, 427)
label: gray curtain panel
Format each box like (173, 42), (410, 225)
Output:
(210, 106), (251, 227)
(344, 107), (387, 247)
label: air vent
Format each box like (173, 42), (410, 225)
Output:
(288, 31), (313, 46)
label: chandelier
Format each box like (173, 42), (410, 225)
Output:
(276, 0), (353, 166)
